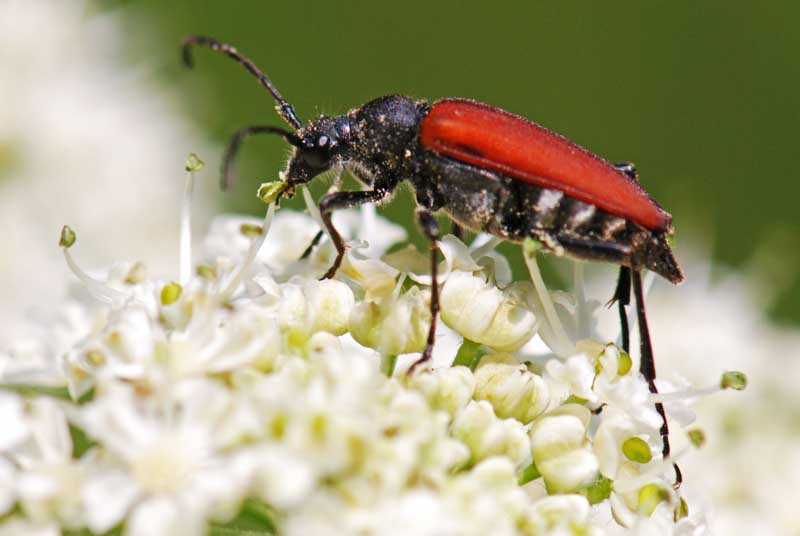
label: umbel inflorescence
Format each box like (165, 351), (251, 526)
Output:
(0, 156), (744, 536)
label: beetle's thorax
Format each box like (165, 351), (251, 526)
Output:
(344, 95), (427, 184)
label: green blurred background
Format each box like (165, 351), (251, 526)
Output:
(110, 0), (799, 322)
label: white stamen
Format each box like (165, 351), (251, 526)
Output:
(392, 273), (407, 300)
(573, 262), (589, 337)
(61, 247), (128, 305)
(523, 249), (573, 356)
(220, 202), (277, 301)
(361, 202), (377, 235)
(649, 385), (720, 404)
(302, 185), (325, 230)
(179, 167), (195, 285)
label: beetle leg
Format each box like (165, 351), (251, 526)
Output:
(609, 266), (632, 353)
(318, 188), (389, 280)
(632, 268), (682, 488)
(614, 162), (638, 182)
(299, 231), (324, 260)
(408, 209), (440, 375)
(300, 166), (345, 261)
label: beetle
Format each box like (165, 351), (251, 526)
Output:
(182, 35), (683, 484)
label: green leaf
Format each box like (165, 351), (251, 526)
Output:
(381, 354), (398, 377)
(210, 498), (278, 535)
(522, 237), (543, 256)
(0, 383), (95, 404)
(70, 423), (97, 459)
(452, 339), (486, 371)
(64, 523), (123, 536)
(518, 461), (541, 485)
(622, 437), (653, 463)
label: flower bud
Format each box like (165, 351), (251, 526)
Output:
(529, 408), (599, 493)
(440, 271), (537, 351)
(473, 362), (550, 424)
(303, 279), (354, 336)
(349, 286), (430, 355)
(279, 279), (355, 347)
(408, 366), (476, 416)
(527, 495), (591, 533)
(451, 400), (531, 469)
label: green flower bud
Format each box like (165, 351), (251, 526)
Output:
(349, 286), (430, 356)
(473, 362), (550, 424)
(721, 370), (747, 390)
(59, 225), (76, 248)
(184, 152), (205, 172)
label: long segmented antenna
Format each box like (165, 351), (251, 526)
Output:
(220, 125), (300, 191)
(182, 35), (303, 130)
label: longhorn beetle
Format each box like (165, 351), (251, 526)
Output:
(182, 35), (684, 485)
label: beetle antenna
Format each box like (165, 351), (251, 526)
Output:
(182, 35), (303, 130)
(221, 125), (301, 191)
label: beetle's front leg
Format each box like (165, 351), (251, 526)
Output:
(318, 188), (389, 280)
(408, 209), (440, 375)
(300, 166), (344, 261)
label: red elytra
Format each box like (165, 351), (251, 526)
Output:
(419, 98), (671, 232)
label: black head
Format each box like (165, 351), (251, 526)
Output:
(283, 115), (352, 195)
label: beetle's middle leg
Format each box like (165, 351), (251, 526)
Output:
(318, 188), (389, 279)
(408, 209), (440, 375)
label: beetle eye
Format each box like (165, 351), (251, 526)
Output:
(301, 145), (331, 170)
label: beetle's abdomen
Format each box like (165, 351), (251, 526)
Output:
(424, 156), (682, 283)
(419, 98), (672, 232)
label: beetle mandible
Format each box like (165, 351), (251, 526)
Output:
(182, 35), (684, 485)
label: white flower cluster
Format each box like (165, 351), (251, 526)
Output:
(0, 171), (741, 536)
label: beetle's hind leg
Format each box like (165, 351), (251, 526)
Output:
(631, 268), (682, 488)
(408, 209), (440, 375)
(609, 266), (632, 353)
